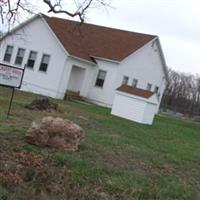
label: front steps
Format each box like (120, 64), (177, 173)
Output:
(65, 90), (83, 101)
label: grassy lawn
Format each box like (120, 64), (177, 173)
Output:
(0, 86), (200, 200)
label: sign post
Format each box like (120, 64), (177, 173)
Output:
(0, 63), (26, 118)
(7, 88), (15, 118)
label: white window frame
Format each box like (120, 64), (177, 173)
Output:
(3, 45), (14, 63)
(122, 76), (129, 85)
(95, 69), (107, 88)
(154, 86), (159, 93)
(132, 78), (138, 88)
(15, 47), (26, 66)
(27, 50), (37, 69)
(147, 83), (152, 91)
(39, 54), (51, 72)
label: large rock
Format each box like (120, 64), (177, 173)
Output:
(25, 117), (84, 151)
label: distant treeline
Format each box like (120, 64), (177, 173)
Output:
(161, 68), (200, 116)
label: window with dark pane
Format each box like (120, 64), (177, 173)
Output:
(154, 86), (159, 93)
(39, 54), (50, 72)
(147, 83), (152, 91)
(122, 76), (129, 85)
(132, 78), (138, 87)
(27, 51), (37, 68)
(15, 48), (25, 65)
(3, 45), (13, 62)
(95, 70), (107, 87)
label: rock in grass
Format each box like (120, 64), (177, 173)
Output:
(25, 97), (58, 111)
(25, 117), (84, 151)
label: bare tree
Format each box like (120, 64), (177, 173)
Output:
(0, 0), (34, 28)
(0, 0), (111, 30)
(162, 68), (200, 116)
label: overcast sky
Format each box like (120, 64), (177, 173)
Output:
(13, 0), (200, 74)
(87, 0), (200, 75)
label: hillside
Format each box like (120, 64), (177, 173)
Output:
(0, 86), (200, 200)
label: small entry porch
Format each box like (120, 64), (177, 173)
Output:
(65, 65), (86, 100)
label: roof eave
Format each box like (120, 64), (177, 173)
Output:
(116, 90), (158, 105)
(69, 55), (97, 66)
(120, 36), (157, 63)
(90, 55), (120, 64)
(154, 37), (169, 83)
(41, 15), (70, 57)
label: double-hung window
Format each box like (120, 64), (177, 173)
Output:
(39, 54), (50, 72)
(154, 86), (159, 93)
(15, 48), (25, 65)
(147, 83), (152, 91)
(132, 78), (138, 87)
(27, 51), (37, 69)
(95, 70), (107, 87)
(122, 76), (129, 85)
(3, 45), (14, 62)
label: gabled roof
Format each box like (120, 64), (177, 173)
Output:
(1, 14), (168, 81)
(42, 14), (157, 63)
(117, 85), (154, 99)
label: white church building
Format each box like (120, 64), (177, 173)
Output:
(0, 14), (168, 124)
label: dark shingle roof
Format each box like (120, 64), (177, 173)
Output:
(117, 85), (154, 98)
(43, 15), (156, 63)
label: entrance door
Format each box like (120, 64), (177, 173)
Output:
(67, 65), (85, 94)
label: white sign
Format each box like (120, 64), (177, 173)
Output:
(0, 63), (24, 88)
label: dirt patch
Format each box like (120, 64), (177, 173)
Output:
(0, 150), (52, 187)
(0, 148), (116, 200)
(0, 148), (73, 199)
(98, 151), (156, 173)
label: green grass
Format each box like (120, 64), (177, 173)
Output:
(0, 86), (200, 200)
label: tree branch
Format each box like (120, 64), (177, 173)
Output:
(0, 0), (110, 30)
(43, 0), (110, 23)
